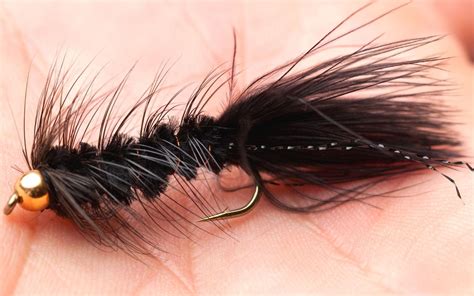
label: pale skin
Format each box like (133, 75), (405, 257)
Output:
(0, 0), (473, 295)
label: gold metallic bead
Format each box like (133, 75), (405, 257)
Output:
(14, 170), (50, 212)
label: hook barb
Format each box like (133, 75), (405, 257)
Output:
(199, 185), (261, 222)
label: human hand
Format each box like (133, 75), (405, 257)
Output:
(1, 1), (472, 294)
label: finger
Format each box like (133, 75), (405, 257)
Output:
(432, 0), (474, 61)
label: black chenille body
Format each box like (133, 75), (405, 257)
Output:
(39, 116), (231, 214)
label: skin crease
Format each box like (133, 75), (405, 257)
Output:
(0, 0), (473, 295)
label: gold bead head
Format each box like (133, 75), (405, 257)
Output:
(4, 170), (50, 215)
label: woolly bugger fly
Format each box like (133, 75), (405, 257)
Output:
(4, 3), (472, 255)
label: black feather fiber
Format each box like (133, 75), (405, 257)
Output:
(20, 8), (472, 254)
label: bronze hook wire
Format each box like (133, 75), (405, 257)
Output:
(199, 185), (261, 222)
(4, 193), (19, 215)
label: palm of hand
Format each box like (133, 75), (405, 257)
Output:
(0, 1), (472, 295)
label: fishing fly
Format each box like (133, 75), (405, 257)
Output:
(3, 3), (472, 255)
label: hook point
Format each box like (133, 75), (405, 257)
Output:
(199, 185), (261, 222)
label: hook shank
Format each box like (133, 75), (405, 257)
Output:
(4, 193), (19, 215)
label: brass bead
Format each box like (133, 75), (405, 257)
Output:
(14, 170), (50, 212)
